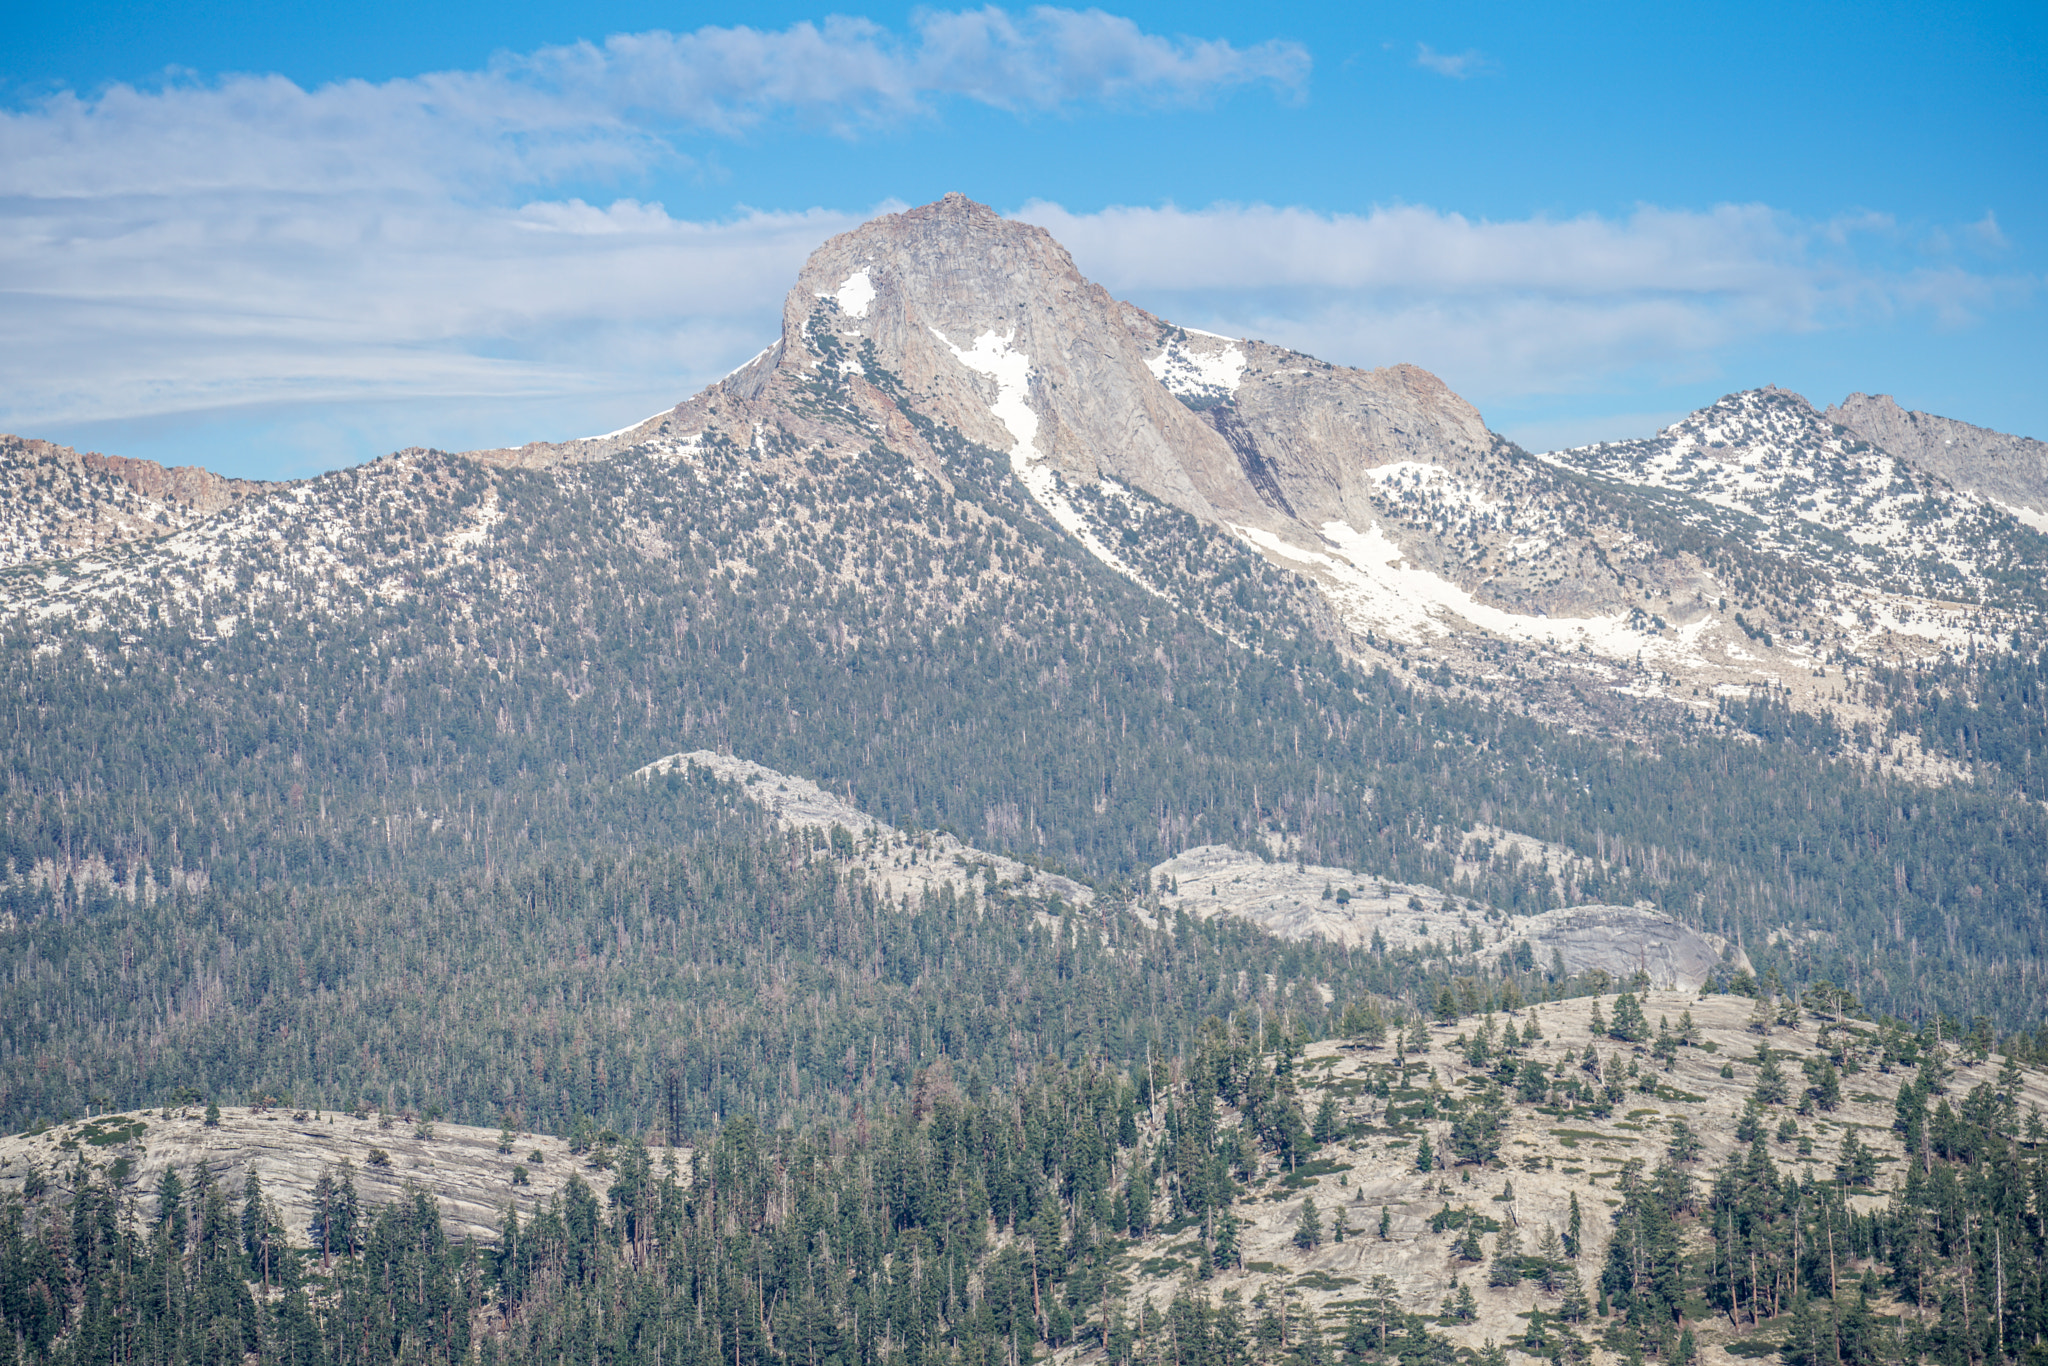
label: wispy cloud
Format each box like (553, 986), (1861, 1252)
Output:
(1, 194), (870, 432)
(0, 10), (1309, 202)
(1413, 43), (1490, 79)
(0, 13), (2030, 473)
(1966, 211), (2008, 252)
(0, 7), (1308, 453)
(1016, 200), (2037, 398)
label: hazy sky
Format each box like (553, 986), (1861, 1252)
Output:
(6, 0), (2043, 478)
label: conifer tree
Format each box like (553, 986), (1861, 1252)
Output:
(1608, 992), (1649, 1043)
(1489, 1228), (1524, 1287)
(1753, 1050), (1789, 1106)
(1558, 1269), (1592, 1323)
(1294, 1196), (1322, 1250)
(1312, 1091), (1341, 1144)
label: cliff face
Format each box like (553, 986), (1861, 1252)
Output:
(735, 195), (1500, 560)
(1827, 392), (2048, 528)
(461, 194), (1496, 569)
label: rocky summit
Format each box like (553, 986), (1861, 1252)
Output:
(465, 195), (2048, 732)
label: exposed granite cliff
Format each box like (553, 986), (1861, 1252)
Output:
(1827, 392), (2048, 529)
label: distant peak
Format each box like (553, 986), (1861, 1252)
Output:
(914, 192), (1001, 222)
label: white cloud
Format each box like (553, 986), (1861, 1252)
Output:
(1013, 200), (2036, 399)
(0, 7), (1306, 449)
(1966, 211), (2008, 252)
(0, 12), (2031, 474)
(0, 191), (866, 430)
(1414, 44), (1490, 79)
(0, 10), (1308, 202)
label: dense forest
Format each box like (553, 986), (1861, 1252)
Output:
(0, 757), (1688, 1139)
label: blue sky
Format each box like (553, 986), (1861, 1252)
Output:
(5, 0), (2042, 478)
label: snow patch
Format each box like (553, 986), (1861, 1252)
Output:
(580, 409), (670, 443)
(929, 325), (1156, 591)
(1235, 518), (1702, 667)
(1146, 337), (1245, 401)
(826, 270), (875, 319)
(1994, 498), (2048, 534)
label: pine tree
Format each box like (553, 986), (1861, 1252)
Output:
(1456, 1223), (1486, 1262)
(1378, 1205), (1392, 1240)
(1312, 1091), (1341, 1144)
(1753, 1050), (1789, 1106)
(1558, 1270), (1592, 1323)
(157, 1166), (187, 1250)
(1534, 1224), (1567, 1291)
(1213, 1207), (1242, 1270)
(1294, 1196), (1323, 1250)
(1781, 1292), (1822, 1366)
(1358, 1003), (1387, 1049)
(1609, 992), (1649, 1043)
(1835, 1131), (1877, 1186)
(1489, 1228), (1524, 1287)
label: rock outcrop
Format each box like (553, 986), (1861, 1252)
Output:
(0, 1109), (619, 1247)
(637, 750), (1094, 909)
(1476, 903), (1748, 991)
(1826, 392), (2048, 529)
(1148, 843), (1744, 989)
(0, 435), (275, 568)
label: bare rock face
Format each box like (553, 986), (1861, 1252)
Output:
(1826, 392), (2048, 529)
(459, 194), (1523, 643)
(1125, 322), (1494, 532)
(637, 750), (1093, 909)
(0, 435), (276, 567)
(782, 194), (1251, 523)
(0, 1109), (622, 1247)
(1478, 903), (1749, 991)
(1148, 844), (1744, 989)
